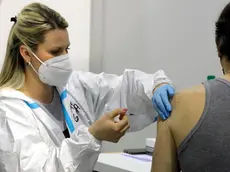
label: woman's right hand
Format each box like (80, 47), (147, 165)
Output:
(88, 108), (130, 143)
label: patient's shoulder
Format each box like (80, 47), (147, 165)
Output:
(168, 84), (206, 122)
(165, 84), (206, 147)
(177, 84), (205, 96)
(172, 84), (205, 106)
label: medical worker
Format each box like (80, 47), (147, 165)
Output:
(0, 2), (174, 172)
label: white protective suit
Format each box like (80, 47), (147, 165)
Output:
(0, 69), (171, 172)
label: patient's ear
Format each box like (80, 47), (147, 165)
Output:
(216, 42), (222, 58)
(218, 50), (223, 58)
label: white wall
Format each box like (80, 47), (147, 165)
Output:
(0, 0), (91, 71)
(91, 0), (229, 152)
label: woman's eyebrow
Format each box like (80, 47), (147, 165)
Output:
(49, 43), (71, 50)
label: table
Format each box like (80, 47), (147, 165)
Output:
(94, 153), (152, 172)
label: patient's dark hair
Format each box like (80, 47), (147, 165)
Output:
(215, 2), (230, 60)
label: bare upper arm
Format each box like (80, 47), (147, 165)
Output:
(151, 117), (180, 172)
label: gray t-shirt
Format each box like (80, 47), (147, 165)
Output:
(39, 88), (66, 131)
(178, 78), (230, 172)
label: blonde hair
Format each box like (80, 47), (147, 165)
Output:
(0, 2), (68, 89)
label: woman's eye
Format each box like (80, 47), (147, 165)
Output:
(50, 49), (61, 56)
(50, 46), (70, 55)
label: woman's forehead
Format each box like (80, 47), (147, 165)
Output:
(42, 29), (70, 48)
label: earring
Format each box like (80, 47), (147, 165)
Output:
(26, 62), (31, 66)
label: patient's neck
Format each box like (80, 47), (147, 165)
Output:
(221, 57), (230, 76)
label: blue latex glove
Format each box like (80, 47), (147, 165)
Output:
(152, 84), (175, 121)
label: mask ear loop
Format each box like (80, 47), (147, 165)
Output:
(31, 52), (49, 67)
(26, 50), (48, 80)
(27, 62), (46, 80)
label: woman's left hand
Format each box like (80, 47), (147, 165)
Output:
(152, 84), (175, 120)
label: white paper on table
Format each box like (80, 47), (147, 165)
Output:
(121, 153), (152, 162)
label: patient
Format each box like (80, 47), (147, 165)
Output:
(151, 2), (230, 172)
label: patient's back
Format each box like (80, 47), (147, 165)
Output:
(170, 78), (230, 172)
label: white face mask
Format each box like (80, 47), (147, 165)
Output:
(28, 52), (73, 86)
